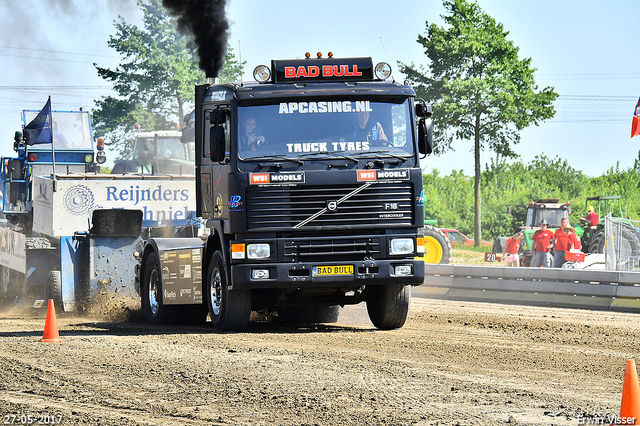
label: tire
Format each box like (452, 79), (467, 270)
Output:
(46, 271), (63, 312)
(589, 230), (605, 253)
(141, 254), (183, 324)
(492, 237), (509, 254)
(417, 225), (451, 264)
(206, 250), (251, 331)
(314, 305), (340, 324)
(366, 284), (411, 330)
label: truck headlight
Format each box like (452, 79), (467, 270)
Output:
(389, 238), (414, 255)
(247, 243), (270, 259)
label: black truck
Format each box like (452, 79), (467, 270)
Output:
(136, 55), (433, 330)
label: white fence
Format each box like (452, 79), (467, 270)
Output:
(604, 215), (640, 271)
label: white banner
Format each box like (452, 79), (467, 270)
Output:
(0, 228), (26, 273)
(33, 176), (197, 237)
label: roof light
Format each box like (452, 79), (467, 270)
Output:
(305, 52), (311, 59)
(327, 51), (334, 58)
(374, 62), (392, 80)
(253, 65), (271, 83)
(316, 52), (322, 58)
(96, 138), (105, 151)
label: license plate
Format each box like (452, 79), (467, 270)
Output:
(312, 265), (354, 276)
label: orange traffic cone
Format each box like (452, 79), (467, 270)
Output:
(39, 299), (62, 343)
(619, 360), (640, 424)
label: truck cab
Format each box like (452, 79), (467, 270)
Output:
(139, 56), (433, 330)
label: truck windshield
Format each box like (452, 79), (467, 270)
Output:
(237, 99), (413, 159)
(531, 209), (568, 228)
(23, 111), (92, 150)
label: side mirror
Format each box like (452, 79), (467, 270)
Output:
(418, 118), (433, 155)
(415, 103), (432, 118)
(209, 126), (225, 163)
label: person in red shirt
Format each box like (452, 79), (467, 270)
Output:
(552, 218), (571, 268)
(532, 219), (554, 267)
(566, 226), (582, 251)
(502, 232), (523, 267)
(583, 206), (599, 227)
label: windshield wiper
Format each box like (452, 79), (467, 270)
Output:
(241, 154), (304, 165)
(298, 151), (359, 163)
(352, 150), (408, 163)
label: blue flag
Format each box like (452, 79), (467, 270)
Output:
(24, 98), (52, 145)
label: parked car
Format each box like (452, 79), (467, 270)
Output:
(439, 228), (492, 248)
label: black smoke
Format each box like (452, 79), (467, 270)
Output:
(162, 0), (229, 78)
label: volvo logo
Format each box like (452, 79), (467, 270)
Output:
(327, 201), (338, 211)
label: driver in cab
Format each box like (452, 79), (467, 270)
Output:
(241, 116), (265, 152)
(353, 110), (389, 147)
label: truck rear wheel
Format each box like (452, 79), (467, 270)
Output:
(417, 226), (451, 264)
(366, 284), (411, 330)
(141, 255), (183, 324)
(206, 250), (251, 331)
(46, 271), (63, 312)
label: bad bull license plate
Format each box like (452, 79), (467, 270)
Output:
(312, 265), (354, 276)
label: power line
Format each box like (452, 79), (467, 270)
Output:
(0, 45), (118, 59)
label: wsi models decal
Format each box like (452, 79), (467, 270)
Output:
(357, 169), (409, 182)
(250, 172), (305, 185)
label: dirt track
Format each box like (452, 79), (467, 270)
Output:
(0, 296), (638, 426)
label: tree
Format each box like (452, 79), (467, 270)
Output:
(92, 0), (243, 159)
(401, 0), (558, 246)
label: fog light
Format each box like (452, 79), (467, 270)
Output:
(394, 265), (412, 275)
(252, 269), (270, 279)
(84, 154), (93, 163)
(390, 238), (414, 255)
(253, 65), (271, 83)
(374, 62), (392, 80)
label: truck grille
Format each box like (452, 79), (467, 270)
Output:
(283, 236), (381, 262)
(246, 183), (414, 230)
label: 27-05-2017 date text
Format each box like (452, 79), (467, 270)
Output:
(3, 414), (63, 425)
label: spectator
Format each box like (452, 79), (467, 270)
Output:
(502, 232), (523, 267)
(552, 217), (571, 268)
(566, 226), (582, 251)
(532, 219), (554, 267)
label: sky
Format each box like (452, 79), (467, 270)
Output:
(0, 0), (639, 177)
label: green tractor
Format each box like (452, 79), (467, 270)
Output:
(499, 199), (572, 267)
(574, 196), (639, 254)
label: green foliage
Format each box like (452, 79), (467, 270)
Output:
(424, 153), (640, 242)
(400, 0), (558, 244)
(92, 0), (244, 159)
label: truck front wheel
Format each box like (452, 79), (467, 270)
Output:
(366, 284), (411, 330)
(206, 250), (251, 331)
(141, 255), (183, 324)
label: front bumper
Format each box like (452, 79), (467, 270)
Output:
(230, 259), (425, 290)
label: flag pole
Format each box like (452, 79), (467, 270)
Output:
(49, 96), (57, 192)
